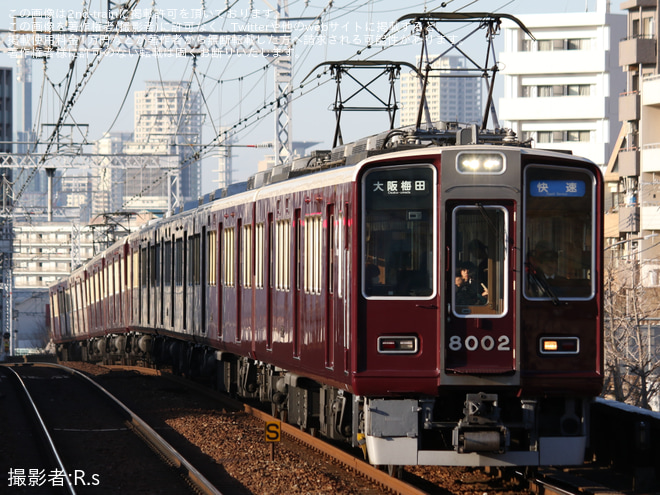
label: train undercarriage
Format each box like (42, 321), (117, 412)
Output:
(56, 332), (590, 467)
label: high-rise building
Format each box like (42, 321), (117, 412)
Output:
(608, 0), (660, 280)
(499, 2), (625, 169)
(399, 56), (483, 128)
(0, 67), (11, 157)
(125, 81), (203, 208)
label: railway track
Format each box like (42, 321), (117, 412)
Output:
(64, 362), (525, 494)
(110, 364), (641, 495)
(0, 363), (221, 495)
(25, 361), (644, 495)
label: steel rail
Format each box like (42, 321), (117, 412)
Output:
(20, 363), (223, 495)
(2, 365), (77, 495)
(120, 365), (429, 495)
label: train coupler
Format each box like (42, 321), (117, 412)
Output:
(452, 392), (508, 454)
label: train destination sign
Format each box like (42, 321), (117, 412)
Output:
(530, 179), (585, 198)
(371, 178), (428, 196)
(364, 166), (434, 205)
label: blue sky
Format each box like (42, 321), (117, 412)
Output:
(1, 0), (625, 193)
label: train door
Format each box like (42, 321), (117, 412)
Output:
(325, 204), (335, 368)
(236, 219), (242, 342)
(217, 223), (223, 339)
(239, 209), (255, 350)
(131, 245), (139, 327)
(294, 208), (301, 357)
(183, 231), (188, 333)
(174, 235), (184, 332)
(221, 221), (237, 342)
(445, 202), (516, 375)
(153, 240), (160, 329)
(158, 237), (165, 328)
(341, 203), (351, 374)
(206, 225), (218, 340)
(165, 235), (174, 329)
(141, 246), (149, 326)
(266, 213), (274, 348)
(188, 230), (201, 335)
(201, 226), (207, 336)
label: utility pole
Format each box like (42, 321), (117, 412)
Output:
(0, 174), (13, 360)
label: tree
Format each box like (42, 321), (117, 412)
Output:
(603, 254), (660, 410)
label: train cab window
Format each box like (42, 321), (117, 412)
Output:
(524, 166), (595, 300)
(452, 206), (508, 317)
(362, 165), (436, 298)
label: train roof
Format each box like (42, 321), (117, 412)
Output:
(179, 122), (600, 218)
(177, 124), (524, 214)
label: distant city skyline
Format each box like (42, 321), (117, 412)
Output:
(0, 0), (624, 195)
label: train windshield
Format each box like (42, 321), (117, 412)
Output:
(452, 206), (508, 317)
(362, 165), (436, 298)
(524, 165), (596, 300)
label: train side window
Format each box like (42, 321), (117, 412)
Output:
(329, 211), (335, 294)
(163, 241), (172, 286)
(451, 206), (508, 317)
(304, 215), (322, 295)
(175, 239), (183, 286)
(190, 234), (201, 286)
(140, 247), (148, 288)
(524, 166), (595, 300)
(152, 244), (159, 287)
(337, 211), (344, 299)
(223, 227), (235, 287)
(275, 219), (291, 291)
(207, 231), (216, 286)
(255, 223), (265, 289)
(132, 250), (138, 289)
(187, 237), (193, 286)
(115, 259), (121, 296)
(362, 165), (436, 298)
(242, 224), (252, 288)
(52, 291), (59, 319)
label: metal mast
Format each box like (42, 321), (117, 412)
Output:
(273, 0), (293, 167)
(0, 175), (13, 359)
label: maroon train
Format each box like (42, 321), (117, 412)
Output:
(49, 125), (603, 467)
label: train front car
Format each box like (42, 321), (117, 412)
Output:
(356, 146), (603, 467)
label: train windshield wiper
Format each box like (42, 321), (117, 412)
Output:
(525, 261), (560, 306)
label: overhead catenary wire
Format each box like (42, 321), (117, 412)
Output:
(18, 0), (498, 216)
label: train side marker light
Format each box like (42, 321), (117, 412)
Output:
(543, 340), (558, 352)
(377, 336), (418, 354)
(540, 337), (579, 354)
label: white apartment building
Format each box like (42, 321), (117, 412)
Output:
(399, 56), (482, 127)
(11, 222), (95, 351)
(499, 2), (626, 168)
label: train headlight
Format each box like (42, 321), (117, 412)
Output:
(456, 152), (505, 175)
(378, 335), (419, 354)
(540, 337), (580, 355)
